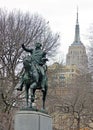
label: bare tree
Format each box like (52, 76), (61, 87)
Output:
(47, 64), (93, 130)
(87, 24), (93, 74)
(0, 9), (60, 130)
(60, 74), (93, 130)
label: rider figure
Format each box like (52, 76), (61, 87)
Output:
(17, 42), (48, 92)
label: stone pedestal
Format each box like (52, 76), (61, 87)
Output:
(14, 110), (52, 130)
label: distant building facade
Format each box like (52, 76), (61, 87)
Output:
(48, 62), (80, 88)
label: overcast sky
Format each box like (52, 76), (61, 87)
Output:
(0, 0), (93, 62)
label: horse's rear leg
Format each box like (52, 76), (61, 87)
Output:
(42, 90), (47, 110)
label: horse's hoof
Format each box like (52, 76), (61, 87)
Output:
(40, 108), (48, 114)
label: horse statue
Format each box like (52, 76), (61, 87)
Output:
(17, 55), (48, 110)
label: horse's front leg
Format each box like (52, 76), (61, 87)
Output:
(41, 80), (48, 110)
(30, 82), (37, 108)
(30, 88), (33, 108)
(25, 85), (29, 107)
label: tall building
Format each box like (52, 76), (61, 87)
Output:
(66, 9), (88, 72)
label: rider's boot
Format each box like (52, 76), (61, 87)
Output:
(42, 87), (45, 92)
(41, 84), (45, 92)
(42, 88), (45, 92)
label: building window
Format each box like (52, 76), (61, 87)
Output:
(52, 75), (57, 79)
(72, 69), (74, 72)
(59, 74), (65, 80)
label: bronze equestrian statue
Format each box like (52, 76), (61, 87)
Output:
(17, 43), (48, 111)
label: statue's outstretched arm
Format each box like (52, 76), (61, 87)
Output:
(22, 44), (33, 53)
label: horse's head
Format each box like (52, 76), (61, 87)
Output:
(23, 55), (32, 71)
(22, 55), (33, 83)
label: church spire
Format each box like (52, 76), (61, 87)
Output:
(72, 7), (82, 45)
